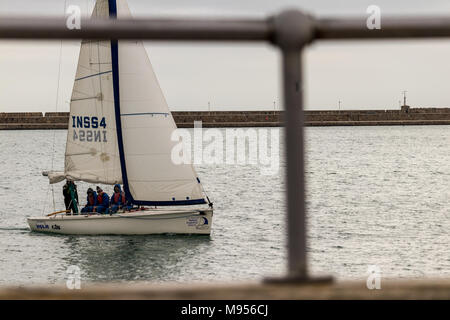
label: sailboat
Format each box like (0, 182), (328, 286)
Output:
(27, 0), (213, 235)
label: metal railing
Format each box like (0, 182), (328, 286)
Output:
(2, 10), (450, 282)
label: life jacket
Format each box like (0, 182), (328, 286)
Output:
(88, 194), (95, 205)
(97, 193), (104, 205)
(113, 192), (126, 205)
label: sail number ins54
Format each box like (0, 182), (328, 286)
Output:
(72, 116), (107, 143)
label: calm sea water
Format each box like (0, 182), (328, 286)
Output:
(0, 126), (449, 285)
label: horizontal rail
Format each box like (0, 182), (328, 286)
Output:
(2, 15), (450, 41)
(0, 17), (272, 41)
(316, 16), (450, 39)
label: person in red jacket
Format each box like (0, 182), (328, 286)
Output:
(81, 188), (97, 213)
(108, 184), (126, 213)
(93, 186), (109, 213)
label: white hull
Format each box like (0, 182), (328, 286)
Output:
(27, 208), (213, 235)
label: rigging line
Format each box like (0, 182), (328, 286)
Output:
(49, 0), (67, 213)
(50, 38), (63, 171)
(42, 183), (51, 216)
(66, 150), (119, 157)
(71, 94), (103, 102)
(75, 70), (112, 81)
(199, 179), (212, 207)
(70, 90), (92, 98)
(51, 182), (56, 211)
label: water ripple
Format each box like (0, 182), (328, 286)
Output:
(1, 127), (450, 285)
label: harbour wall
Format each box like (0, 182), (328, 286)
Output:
(3, 107), (450, 129)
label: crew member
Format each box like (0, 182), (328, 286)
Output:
(63, 180), (79, 213)
(81, 188), (97, 213)
(94, 186), (109, 213)
(108, 184), (126, 214)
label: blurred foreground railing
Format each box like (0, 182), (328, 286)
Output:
(2, 10), (450, 282)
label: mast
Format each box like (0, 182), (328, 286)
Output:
(107, 0), (207, 206)
(108, 0), (130, 203)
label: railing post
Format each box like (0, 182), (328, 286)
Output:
(282, 47), (307, 278)
(268, 10), (332, 282)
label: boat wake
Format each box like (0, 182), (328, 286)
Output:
(0, 227), (30, 232)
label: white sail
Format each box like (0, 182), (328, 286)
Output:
(53, 0), (122, 185)
(49, 0), (206, 205)
(115, 0), (205, 204)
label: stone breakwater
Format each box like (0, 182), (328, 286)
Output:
(2, 107), (450, 129)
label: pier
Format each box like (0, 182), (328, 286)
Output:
(3, 107), (450, 129)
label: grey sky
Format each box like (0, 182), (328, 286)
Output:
(1, 0), (450, 112)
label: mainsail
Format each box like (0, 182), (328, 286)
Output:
(49, 0), (207, 206)
(49, 0), (121, 185)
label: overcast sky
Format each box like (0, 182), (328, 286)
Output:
(1, 0), (450, 112)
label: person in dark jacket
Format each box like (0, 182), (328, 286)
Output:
(81, 188), (97, 213)
(107, 184), (126, 214)
(63, 180), (79, 213)
(94, 186), (109, 213)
